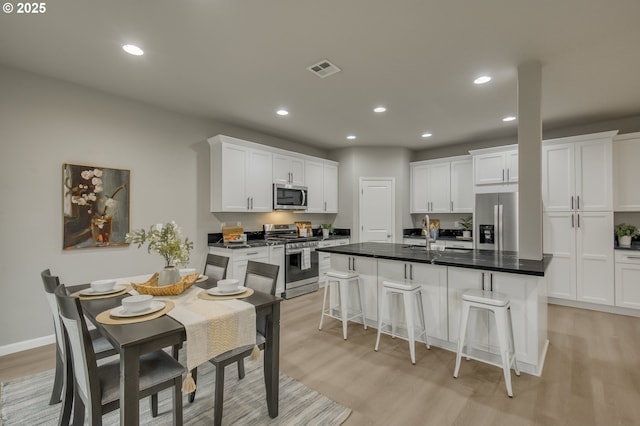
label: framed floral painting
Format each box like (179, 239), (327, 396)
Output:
(63, 163), (130, 249)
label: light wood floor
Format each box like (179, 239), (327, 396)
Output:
(2, 291), (640, 425)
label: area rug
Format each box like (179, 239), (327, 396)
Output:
(1, 357), (351, 425)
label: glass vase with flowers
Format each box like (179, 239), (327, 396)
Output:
(126, 222), (194, 285)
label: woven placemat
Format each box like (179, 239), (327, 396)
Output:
(72, 285), (132, 300)
(197, 288), (254, 301)
(96, 300), (175, 325)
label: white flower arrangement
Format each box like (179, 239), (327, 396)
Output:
(126, 221), (194, 267)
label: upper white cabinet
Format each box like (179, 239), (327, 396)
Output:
(209, 135), (273, 212)
(449, 159), (474, 212)
(273, 153), (305, 186)
(613, 132), (640, 211)
(305, 159), (338, 213)
(209, 135), (339, 213)
(410, 156), (473, 214)
(542, 131), (616, 212)
(470, 145), (518, 186)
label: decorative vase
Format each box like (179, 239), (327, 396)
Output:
(619, 235), (632, 247)
(462, 230), (471, 239)
(322, 228), (329, 239)
(158, 266), (181, 286)
(91, 215), (112, 246)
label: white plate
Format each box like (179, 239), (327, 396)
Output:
(207, 286), (248, 296)
(110, 301), (166, 318)
(80, 285), (127, 296)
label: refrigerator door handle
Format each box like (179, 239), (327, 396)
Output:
(498, 204), (504, 251)
(494, 204), (499, 251)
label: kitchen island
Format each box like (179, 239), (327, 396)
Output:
(316, 242), (552, 375)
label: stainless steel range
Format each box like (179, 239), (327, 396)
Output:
(264, 224), (319, 299)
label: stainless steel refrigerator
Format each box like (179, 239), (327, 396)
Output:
(475, 192), (518, 252)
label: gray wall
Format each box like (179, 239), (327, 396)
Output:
(331, 147), (412, 242)
(0, 65), (330, 349)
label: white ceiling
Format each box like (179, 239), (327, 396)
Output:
(1, 1), (639, 150)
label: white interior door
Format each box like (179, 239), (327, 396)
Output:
(359, 178), (395, 242)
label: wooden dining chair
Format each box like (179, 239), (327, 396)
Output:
(204, 253), (230, 281)
(40, 269), (117, 406)
(54, 284), (186, 426)
(189, 261), (280, 426)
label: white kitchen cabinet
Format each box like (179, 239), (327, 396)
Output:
(447, 268), (485, 346)
(410, 156), (472, 214)
(543, 210), (614, 305)
(330, 254), (378, 324)
(208, 246), (270, 284)
(542, 131), (615, 212)
(318, 238), (350, 288)
(377, 259), (448, 341)
(410, 161), (450, 213)
(450, 159), (474, 213)
(613, 132), (640, 211)
(615, 250), (640, 309)
(269, 244), (286, 296)
(209, 136), (273, 212)
(470, 145), (518, 186)
(273, 153), (305, 185)
(443, 239), (473, 249)
(305, 159), (338, 213)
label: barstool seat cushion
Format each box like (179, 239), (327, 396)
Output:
(326, 270), (359, 279)
(382, 280), (420, 291)
(462, 289), (509, 306)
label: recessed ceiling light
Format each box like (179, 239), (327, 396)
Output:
(122, 44), (144, 56)
(346, 135), (356, 140)
(276, 109), (289, 116)
(421, 133), (433, 138)
(502, 116), (517, 122)
(373, 106), (386, 113)
(474, 75), (491, 84)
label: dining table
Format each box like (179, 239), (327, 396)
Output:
(69, 276), (282, 426)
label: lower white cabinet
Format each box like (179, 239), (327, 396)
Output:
(377, 259), (448, 341)
(268, 244), (286, 296)
(447, 268), (542, 366)
(208, 246), (270, 285)
(330, 254), (378, 323)
(318, 238), (350, 287)
(543, 210), (614, 305)
(615, 250), (640, 309)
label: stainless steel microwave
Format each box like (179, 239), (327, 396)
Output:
(273, 184), (308, 210)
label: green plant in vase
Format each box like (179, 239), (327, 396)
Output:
(460, 216), (473, 238)
(126, 221), (194, 285)
(615, 223), (639, 247)
(320, 223), (334, 239)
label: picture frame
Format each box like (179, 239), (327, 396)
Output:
(62, 163), (130, 249)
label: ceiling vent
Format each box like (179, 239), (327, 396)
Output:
(307, 59), (341, 78)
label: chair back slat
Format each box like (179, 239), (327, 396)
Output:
(244, 261), (279, 296)
(204, 254), (229, 281)
(41, 269), (65, 353)
(55, 284), (100, 404)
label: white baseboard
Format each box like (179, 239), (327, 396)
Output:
(548, 297), (640, 318)
(0, 334), (55, 357)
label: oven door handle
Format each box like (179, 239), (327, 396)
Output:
(286, 247), (316, 255)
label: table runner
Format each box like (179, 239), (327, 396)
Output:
(156, 287), (257, 391)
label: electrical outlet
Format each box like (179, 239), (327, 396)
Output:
(454, 221), (460, 228)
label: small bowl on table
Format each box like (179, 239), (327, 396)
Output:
(90, 279), (116, 293)
(122, 295), (153, 313)
(217, 279), (240, 293)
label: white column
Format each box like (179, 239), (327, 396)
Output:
(517, 61), (543, 260)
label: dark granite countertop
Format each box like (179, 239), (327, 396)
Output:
(615, 243), (640, 251)
(403, 234), (473, 242)
(316, 242), (552, 276)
